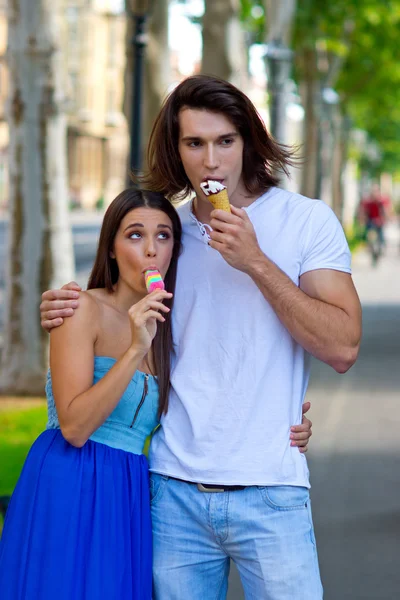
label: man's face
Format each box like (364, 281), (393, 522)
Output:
(178, 108), (246, 205)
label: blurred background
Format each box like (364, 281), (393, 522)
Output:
(0, 1), (399, 598)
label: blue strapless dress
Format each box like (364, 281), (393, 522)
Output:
(0, 357), (159, 600)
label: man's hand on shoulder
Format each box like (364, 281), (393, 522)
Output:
(208, 205), (264, 272)
(40, 281), (82, 331)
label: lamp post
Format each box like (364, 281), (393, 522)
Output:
(263, 40), (293, 143)
(127, 1), (152, 178)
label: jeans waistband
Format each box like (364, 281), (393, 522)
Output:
(168, 476), (247, 493)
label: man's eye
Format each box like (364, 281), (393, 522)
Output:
(189, 141), (200, 147)
(221, 138), (233, 145)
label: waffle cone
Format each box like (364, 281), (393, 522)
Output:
(208, 188), (231, 212)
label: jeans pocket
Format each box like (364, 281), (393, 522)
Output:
(257, 485), (310, 511)
(149, 473), (169, 506)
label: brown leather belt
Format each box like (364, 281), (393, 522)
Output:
(169, 476), (247, 493)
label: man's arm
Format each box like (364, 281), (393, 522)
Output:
(249, 258), (361, 373)
(209, 206), (362, 373)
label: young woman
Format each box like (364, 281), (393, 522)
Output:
(0, 189), (182, 600)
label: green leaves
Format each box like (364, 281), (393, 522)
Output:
(251, 0), (400, 174)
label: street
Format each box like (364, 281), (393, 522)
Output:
(227, 223), (400, 599)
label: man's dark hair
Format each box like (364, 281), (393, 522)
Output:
(139, 74), (296, 200)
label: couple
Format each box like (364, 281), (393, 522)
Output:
(0, 75), (361, 599)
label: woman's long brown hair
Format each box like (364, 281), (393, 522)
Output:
(87, 188), (182, 416)
(138, 74), (297, 200)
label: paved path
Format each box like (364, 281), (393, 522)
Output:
(227, 223), (400, 599)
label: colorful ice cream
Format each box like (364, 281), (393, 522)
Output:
(200, 180), (231, 213)
(145, 269), (165, 293)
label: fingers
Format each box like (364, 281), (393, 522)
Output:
(62, 281), (82, 291)
(291, 420), (312, 433)
(290, 430), (312, 443)
(230, 205), (251, 222)
(129, 291), (173, 324)
(41, 308), (75, 322)
(41, 288), (80, 302)
(40, 299), (79, 324)
(134, 310), (166, 324)
(148, 289), (173, 300)
(210, 207), (244, 224)
(41, 317), (64, 331)
(41, 299), (79, 312)
(209, 230), (234, 245)
(146, 300), (171, 314)
(210, 218), (238, 234)
(302, 401), (311, 415)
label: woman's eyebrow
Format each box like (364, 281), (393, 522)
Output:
(124, 223), (172, 232)
(124, 223), (144, 232)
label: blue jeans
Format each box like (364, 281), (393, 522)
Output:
(150, 474), (323, 599)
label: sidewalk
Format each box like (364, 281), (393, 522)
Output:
(352, 221), (400, 304)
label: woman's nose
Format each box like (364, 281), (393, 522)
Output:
(145, 241), (156, 257)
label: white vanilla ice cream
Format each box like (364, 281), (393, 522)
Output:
(200, 180), (227, 196)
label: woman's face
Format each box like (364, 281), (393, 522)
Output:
(112, 207), (174, 295)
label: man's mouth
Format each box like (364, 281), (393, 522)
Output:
(202, 177), (225, 184)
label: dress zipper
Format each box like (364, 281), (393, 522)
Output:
(130, 374), (149, 428)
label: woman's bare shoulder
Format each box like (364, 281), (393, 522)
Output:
(77, 290), (102, 316)
(84, 289), (116, 315)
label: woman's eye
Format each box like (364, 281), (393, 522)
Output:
(188, 141), (200, 148)
(158, 232), (170, 240)
(129, 232), (141, 239)
(221, 138), (233, 146)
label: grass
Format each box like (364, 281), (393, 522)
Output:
(0, 398), (153, 534)
(0, 400), (47, 497)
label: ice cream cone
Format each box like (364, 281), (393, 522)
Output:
(207, 188), (231, 212)
(200, 180), (231, 213)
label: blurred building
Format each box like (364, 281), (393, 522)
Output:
(0, 0), (129, 210)
(0, 1), (8, 208)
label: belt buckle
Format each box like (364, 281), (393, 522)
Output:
(197, 483), (225, 493)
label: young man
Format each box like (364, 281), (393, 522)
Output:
(40, 75), (362, 599)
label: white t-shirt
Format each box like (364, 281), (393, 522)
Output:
(149, 187), (352, 487)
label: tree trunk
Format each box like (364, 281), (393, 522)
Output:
(299, 50), (320, 199)
(0, 0), (74, 395)
(331, 112), (349, 221)
(201, 0), (248, 88)
(143, 0), (170, 165)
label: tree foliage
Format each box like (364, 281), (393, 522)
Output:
(241, 0), (400, 175)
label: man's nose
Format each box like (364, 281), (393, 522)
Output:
(204, 144), (219, 170)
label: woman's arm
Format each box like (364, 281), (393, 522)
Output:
(50, 290), (170, 447)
